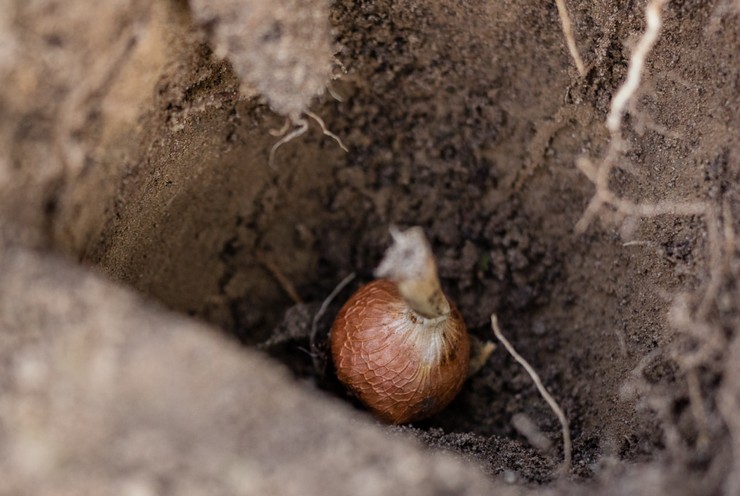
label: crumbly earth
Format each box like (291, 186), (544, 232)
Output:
(0, 0), (738, 494)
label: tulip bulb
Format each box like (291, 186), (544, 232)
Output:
(331, 226), (470, 424)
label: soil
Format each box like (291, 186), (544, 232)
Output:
(1, 0), (739, 493)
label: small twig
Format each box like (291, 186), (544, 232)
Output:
(256, 251), (304, 305)
(310, 272), (356, 375)
(554, 0), (586, 76)
(491, 314), (572, 474)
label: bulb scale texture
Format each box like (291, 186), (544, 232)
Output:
(331, 279), (470, 424)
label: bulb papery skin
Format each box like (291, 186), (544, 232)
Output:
(331, 279), (470, 424)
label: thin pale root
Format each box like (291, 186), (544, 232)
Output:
(256, 251), (304, 305)
(554, 0), (586, 76)
(491, 314), (572, 474)
(268, 111), (348, 168)
(306, 111), (349, 152)
(310, 272), (356, 375)
(269, 119), (309, 169)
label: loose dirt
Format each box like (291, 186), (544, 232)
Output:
(1, 0), (738, 493)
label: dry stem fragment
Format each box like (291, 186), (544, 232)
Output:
(375, 226), (451, 318)
(467, 337), (496, 378)
(491, 315), (572, 474)
(256, 250), (304, 304)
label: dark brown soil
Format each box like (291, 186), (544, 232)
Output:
(2, 0), (739, 493)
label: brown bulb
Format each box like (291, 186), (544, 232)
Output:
(330, 227), (470, 424)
